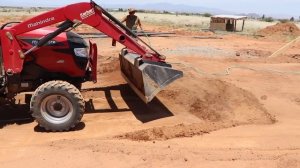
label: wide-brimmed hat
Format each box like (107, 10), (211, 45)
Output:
(128, 8), (136, 13)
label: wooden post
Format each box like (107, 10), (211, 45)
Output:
(210, 18), (213, 31)
(242, 20), (245, 31)
(234, 20), (237, 32)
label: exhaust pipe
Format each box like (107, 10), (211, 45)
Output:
(119, 49), (183, 103)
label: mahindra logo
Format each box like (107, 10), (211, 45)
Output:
(27, 17), (55, 28)
(80, 9), (95, 20)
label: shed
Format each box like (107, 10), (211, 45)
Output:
(210, 15), (247, 32)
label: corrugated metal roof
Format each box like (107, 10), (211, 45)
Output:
(211, 15), (247, 20)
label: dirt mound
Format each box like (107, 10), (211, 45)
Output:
(116, 122), (232, 141)
(159, 74), (275, 124)
(257, 23), (300, 38)
(116, 72), (276, 141)
(237, 49), (272, 58)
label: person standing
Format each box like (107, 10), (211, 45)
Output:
(121, 8), (142, 32)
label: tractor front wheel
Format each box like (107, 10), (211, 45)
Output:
(30, 81), (85, 131)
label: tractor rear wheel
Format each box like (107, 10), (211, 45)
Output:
(30, 81), (85, 131)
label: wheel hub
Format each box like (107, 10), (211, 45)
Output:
(53, 103), (63, 111)
(40, 95), (74, 124)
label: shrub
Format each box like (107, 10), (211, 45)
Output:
(264, 17), (274, 22)
(203, 13), (212, 17)
(279, 19), (289, 23)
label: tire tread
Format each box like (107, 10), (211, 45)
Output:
(30, 80), (85, 132)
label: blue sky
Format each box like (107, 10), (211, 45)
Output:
(0, 0), (299, 17)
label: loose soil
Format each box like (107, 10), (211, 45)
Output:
(0, 16), (300, 168)
(257, 22), (300, 41)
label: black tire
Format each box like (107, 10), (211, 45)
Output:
(71, 82), (82, 90)
(25, 94), (32, 105)
(30, 81), (85, 132)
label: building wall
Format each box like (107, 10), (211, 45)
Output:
(210, 18), (226, 31)
(210, 23), (226, 31)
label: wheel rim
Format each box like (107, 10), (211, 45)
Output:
(40, 95), (74, 124)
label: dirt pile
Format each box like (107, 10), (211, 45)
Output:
(257, 23), (300, 38)
(116, 122), (232, 141)
(237, 49), (272, 58)
(116, 71), (276, 141)
(159, 74), (275, 124)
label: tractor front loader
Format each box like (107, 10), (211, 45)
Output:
(0, 1), (183, 131)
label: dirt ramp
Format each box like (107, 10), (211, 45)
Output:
(116, 73), (275, 141)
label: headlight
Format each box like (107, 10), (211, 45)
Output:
(74, 48), (88, 58)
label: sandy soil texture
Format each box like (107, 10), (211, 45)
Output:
(0, 22), (300, 168)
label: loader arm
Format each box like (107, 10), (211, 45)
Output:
(2, 1), (163, 73)
(0, 1), (183, 103)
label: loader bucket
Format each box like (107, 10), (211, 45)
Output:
(119, 50), (183, 103)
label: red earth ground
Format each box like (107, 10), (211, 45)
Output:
(0, 22), (300, 167)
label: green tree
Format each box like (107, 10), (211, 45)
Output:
(290, 17), (295, 22)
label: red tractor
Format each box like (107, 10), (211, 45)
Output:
(0, 1), (183, 131)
